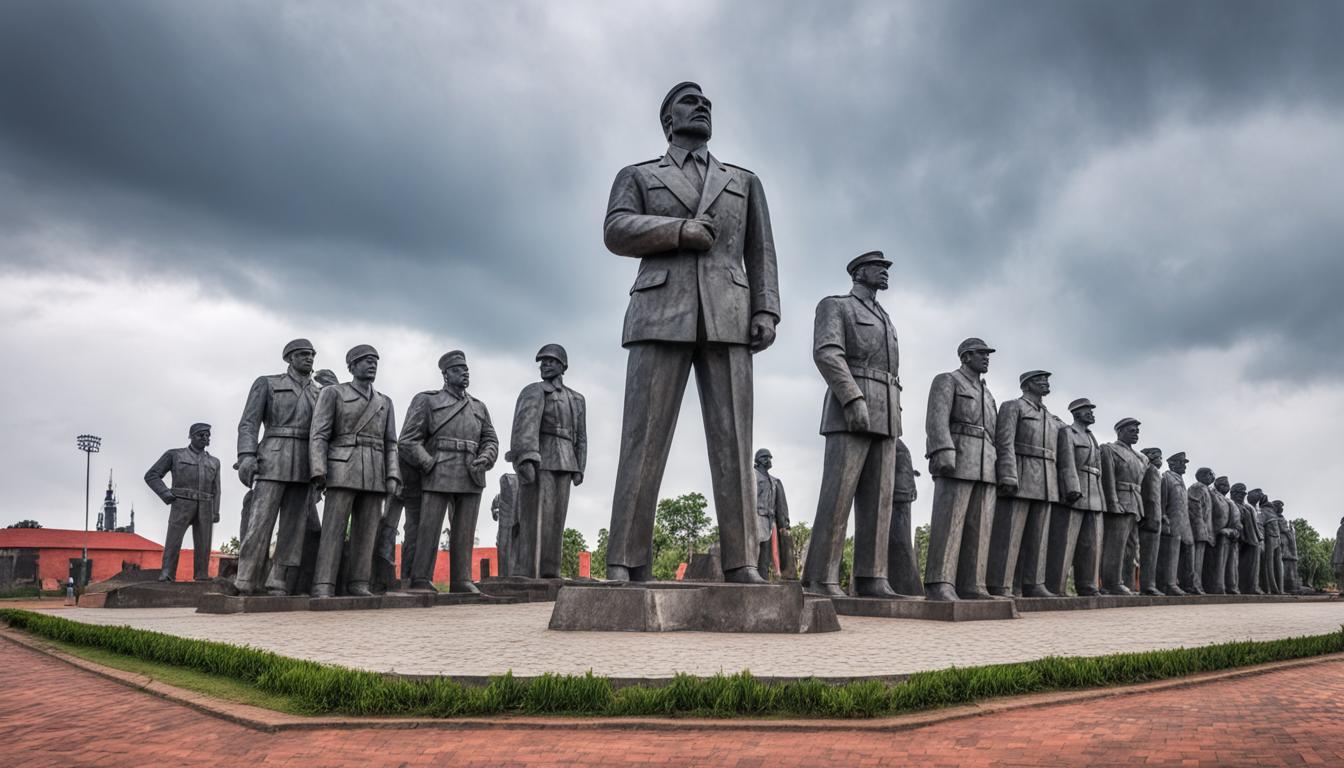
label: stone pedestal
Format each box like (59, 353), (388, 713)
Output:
(476, 576), (595, 602)
(831, 596), (1019, 622)
(80, 571), (229, 609)
(196, 590), (520, 614)
(547, 581), (839, 633)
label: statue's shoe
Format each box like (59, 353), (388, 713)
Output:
(925, 583), (959, 602)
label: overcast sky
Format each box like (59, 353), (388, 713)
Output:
(3, 1), (1343, 552)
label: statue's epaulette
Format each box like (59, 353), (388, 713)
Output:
(634, 157), (662, 167)
(419, 389), (440, 397)
(722, 161), (753, 174)
(823, 293), (854, 301)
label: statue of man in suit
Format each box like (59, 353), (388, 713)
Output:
(988, 370), (1061, 598)
(1185, 467), (1215, 594)
(309, 345), (400, 598)
(1049, 398), (1106, 596)
(1099, 418), (1147, 595)
(753, 449), (793, 580)
(1215, 477), (1241, 594)
(144, 422), (220, 582)
(1136, 447), (1165, 596)
(1257, 494), (1281, 594)
(1233, 483), (1262, 594)
(603, 82), (781, 583)
(1158, 451), (1194, 595)
(803, 251), (902, 598)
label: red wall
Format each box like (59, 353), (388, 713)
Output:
(389, 546), (590, 581)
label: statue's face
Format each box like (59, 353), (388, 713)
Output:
(1075, 407), (1096, 425)
(1215, 478), (1231, 494)
(1196, 468), (1215, 485)
(855, 264), (889, 291)
(444, 364), (470, 390)
(190, 430), (211, 450)
(288, 349), (315, 375)
(1168, 456), (1188, 475)
(1118, 424), (1140, 445)
(1144, 451), (1163, 469)
(1248, 490), (1263, 505)
(664, 90), (712, 142)
(1231, 489), (1246, 502)
(756, 453), (773, 470)
(538, 356), (565, 381)
(350, 355), (378, 382)
(1024, 376), (1051, 397)
(963, 349), (991, 374)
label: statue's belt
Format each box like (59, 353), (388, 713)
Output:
(1079, 465), (1102, 476)
(950, 422), (987, 437)
(172, 488), (215, 501)
(541, 427), (574, 441)
(331, 434), (386, 450)
(1116, 481), (1141, 493)
(848, 365), (901, 389)
(434, 437), (479, 453)
(263, 427), (308, 440)
(1014, 442), (1054, 459)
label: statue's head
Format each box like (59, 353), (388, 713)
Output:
(1141, 447), (1163, 468)
(1019, 370), (1051, 398)
(1114, 417), (1141, 446)
(1214, 476), (1230, 494)
(1273, 500), (1285, 516)
(1196, 467), (1215, 485)
(536, 344), (568, 382)
(1231, 482), (1247, 502)
(660, 81), (711, 143)
(283, 338), (316, 375)
(1248, 487), (1264, 505)
(846, 251), (891, 292)
(1167, 451), (1188, 475)
(346, 344), (379, 383)
(438, 350), (469, 391)
(754, 448), (773, 471)
(957, 338), (994, 374)
(189, 423), (211, 450)
(313, 369), (339, 387)
(1069, 398), (1097, 426)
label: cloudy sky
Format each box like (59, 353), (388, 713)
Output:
(3, 1), (1343, 552)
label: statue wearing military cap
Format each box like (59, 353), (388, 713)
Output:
(308, 344), (401, 597)
(1135, 447), (1165, 595)
(1212, 475), (1241, 594)
(1157, 450), (1194, 595)
(1255, 493), (1282, 593)
(1048, 397), (1107, 596)
(602, 80), (781, 584)
(144, 423), (221, 582)
(753, 448), (795, 580)
(802, 251), (904, 597)
(399, 350), (498, 592)
(233, 338), (325, 595)
(1098, 417), (1147, 594)
(987, 370), (1061, 598)
(1232, 482), (1263, 593)
(923, 337), (1000, 601)
(505, 344), (586, 578)
(1183, 465), (1216, 594)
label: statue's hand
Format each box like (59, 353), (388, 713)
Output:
(929, 449), (956, 477)
(517, 460), (538, 485)
(680, 219), (716, 251)
(385, 477), (401, 498)
(998, 482), (1018, 497)
(572, 472), (584, 487)
(843, 398), (870, 432)
(212, 510), (221, 524)
(158, 492), (174, 505)
(311, 473), (326, 493)
(749, 313), (778, 353)
(237, 455), (258, 487)
(1065, 490), (1083, 504)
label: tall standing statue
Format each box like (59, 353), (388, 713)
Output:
(924, 338), (999, 601)
(888, 439), (922, 596)
(1233, 483), (1262, 594)
(144, 423), (220, 582)
(1099, 418), (1146, 595)
(603, 81), (781, 584)
(1276, 501), (1298, 592)
(1158, 451), (1193, 595)
(1185, 467), (1215, 595)
(235, 339), (324, 596)
(507, 344), (587, 579)
(400, 351), (498, 592)
(753, 449), (794, 580)
(1136, 447), (1165, 596)
(491, 473), (520, 576)
(309, 345), (400, 598)
(1206, 475), (1237, 594)
(1257, 495), (1282, 594)
(1050, 399), (1105, 597)
(988, 371), (1060, 598)
(803, 251), (901, 598)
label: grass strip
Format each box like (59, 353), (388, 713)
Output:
(3, 608), (1341, 719)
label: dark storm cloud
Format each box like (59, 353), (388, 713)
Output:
(1, 0), (1342, 374)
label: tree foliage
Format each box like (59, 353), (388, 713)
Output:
(561, 528), (587, 579)
(1291, 518), (1333, 590)
(656, 492), (712, 565)
(6, 520), (42, 529)
(591, 528), (609, 580)
(218, 536), (241, 556)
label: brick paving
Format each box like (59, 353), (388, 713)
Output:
(43, 600), (1344, 679)
(3, 637), (1344, 766)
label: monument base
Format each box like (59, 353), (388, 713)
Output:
(476, 576), (599, 602)
(196, 590), (521, 614)
(1014, 592), (1338, 612)
(80, 571), (229, 609)
(831, 596), (1020, 621)
(548, 581), (839, 633)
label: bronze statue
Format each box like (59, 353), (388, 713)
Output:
(887, 438), (922, 595)
(1158, 452), (1194, 595)
(400, 350), (498, 592)
(1185, 467), (1215, 594)
(923, 338), (999, 601)
(988, 371), (1060, 598)
(1257, 494), (1281, 594)
(753, 449), (794, 580)
(1233, 483), (1263, 594)
(1136, 447), (1165, 596)
(1207, 475), (1238, 594)
(1099, 418), (1146, 595)
(309, 345), (400, 598)
(1049, 398), (1105, 596)
(234, 338), (324, 595)
(507, 344), (587, 579)
(144, 423), (220, 582)
(803, 251), (901, 598)
(491, 473), (520, 576)
(603, 81), (781, 584)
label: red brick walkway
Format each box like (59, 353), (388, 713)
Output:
(3, 639), (1343, 767)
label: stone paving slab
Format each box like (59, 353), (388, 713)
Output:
(832, 595), (1019, 621)
(196, 591), (520, 614)
(549, 582), (840, 633)
(42, 599), (1344, 681)
(1014, 593), (1336, 612)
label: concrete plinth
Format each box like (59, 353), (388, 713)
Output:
(196, 590), (519, 614)
(831, 596), (1020, 622)
(476, 576), (597, 602)
(548, 581), (839, 633)
(1014, 592), (1338, 613)
(80, 572), (229, 609)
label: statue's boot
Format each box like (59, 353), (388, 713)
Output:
(450, 581), (481, 594)
(855, 577), (897, 598)
(925, 582), (959, 601)
(724, 566), (767, 585)
(801, 580), (830, 596)
(606, 565), (630, 583)
(1163, 585), (1186, 596)
(986, 585), (1013, 597)
(311, 583), (335, 598)
(346, 582), (374, 597)
(408, 579), (438, 593)
(1021, 584), (1056, 598)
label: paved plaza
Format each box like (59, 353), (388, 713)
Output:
(40, 599), (1344, 680)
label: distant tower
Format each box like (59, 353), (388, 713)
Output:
(98, 471), (118, 532)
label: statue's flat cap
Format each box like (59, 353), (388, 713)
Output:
(535, 343), (568, 366)
(189, 422), (211, 435)
(438, 350), (467, 371)
(755, 448), (772, 460)
(1067, 397), (1095, 412)
(957, 337), (996, 356)
(1114, 417), (1141, 431)
(1140, 446), (1162, 457)
(1231, 482), (1247, 492)
(660, 81), (703, 118)
(846, 250), (892, 275)
(282, 338), (314, 360)
(345, 344), (379, 366)
(1216, 475), (1228, 483)
(1019, 369), (1051, 386)
(1167, 451), (1187, 462)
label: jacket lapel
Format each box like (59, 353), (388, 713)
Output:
(649, 160), (701, 214)
(351, 387), (383, 435)
(696, 155), (730, 217)
(431, 393), (473, 436)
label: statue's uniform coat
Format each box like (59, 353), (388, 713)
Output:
(1049, 422), (1105, 595)
(887, 438), (922, 595)
(755, 467), (793, 578)
(1099, 442), (1146, 592)
(1259, 507), (1282, 594)
(492, 474), (520, 576)
(1238, 500), (1263, 593)
(988, 397), (1060, 592)
(1135, 459), (1164, 593)
(1186, 482), (1213, 592)
(1205, 490), (1234, 593)
(144, 446), (220, 581)
(1159, 471), (1194, 592)
(509, 380), (585, 577)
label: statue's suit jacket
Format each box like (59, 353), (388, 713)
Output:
(1188, 483), (1214, 545)
(1281, 517), (1297, 559)
(754, 468), (790, 544)
(1101, 442), (1147, 519)
(145, 446), (221, 525)
(925, 369), (997, 483)
(604, 151), (780, 346)
(309, 382), (400, 493)
(507, 380), (587, 474)
(1161, 471), (1193, 544)
(813, 291), (901, 438)
(1210, 492), (1233, 535)
(1139, 462), (1164, 530)
(400, 389), (498, 495)
(1239, 501), (1262, 546)
(1057, 423), (1106, 512)
(238, 372), (323, 484)
(994, 397), (1060, 502)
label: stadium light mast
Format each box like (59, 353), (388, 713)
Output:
(75, 434), (102, 584)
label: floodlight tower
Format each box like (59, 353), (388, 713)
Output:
(76, 434), (102, 584)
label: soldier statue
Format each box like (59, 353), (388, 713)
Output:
(1332, 514), (1344, 589)
(1136, 447), (1165, 595)
(924, 338), (999, 601)
(1099, 418), (1146, 595)
(1233, 483), (1263, 594)
(234, 338), (324, 596)
(144, 422), (220, 582)
(1276, 501), (1298, 592)
(988, 370), (1060, 598)
(1185, 467), (1215, 594)
(888, 438), (922, 596)
(507, 344), (587, 579)
(1049, 398), (1105, 597)
(400, 351), (498, 592)
(753, 449), (794, 580)
(603, 81), (781, 584)
(309, 345), (400, 598)
(1158, 451), (1193, 595)
(491, 473), (520, 576)
(1257, 494), (1282, 594)
(803, 251), (901, 598)
(1208, 475), (1238, 594)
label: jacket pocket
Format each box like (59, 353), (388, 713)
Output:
(727, 269), (750, 288)
(630, 269), (668, 293)
(329, 446), (354, 463)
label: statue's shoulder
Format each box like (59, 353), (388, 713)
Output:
(722, 161), (756, 177)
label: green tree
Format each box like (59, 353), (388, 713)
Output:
(591, 528), (609, 579)
(914, 523), (930, 579)
(1292, 518), (1331, 589)
(6, 520), (42, 528)
(561, 528), (587, 578)
(218, 536), (241, 556)
(789, 521), (811, 575)
(656, 493), (711, 565)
